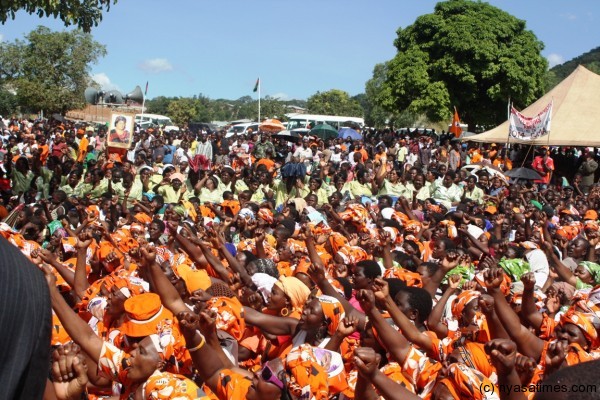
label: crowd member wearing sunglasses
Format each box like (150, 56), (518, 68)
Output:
(178, 309), (292, 400)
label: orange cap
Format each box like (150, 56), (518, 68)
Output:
(178, 265), (211, 294)
(484, 205), (497, 215)
(584, 210), (598, 221)
(121, 293), (173, 337)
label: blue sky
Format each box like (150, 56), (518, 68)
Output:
(0, 1), (598, 101)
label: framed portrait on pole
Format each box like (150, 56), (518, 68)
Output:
(107, 113), (134, 149)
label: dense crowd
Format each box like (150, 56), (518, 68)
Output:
(2, 116), (600, 400)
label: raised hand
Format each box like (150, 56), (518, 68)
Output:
(356, 289), (377, 313)
(51, 343), (89, 400)
(514, 354), (537, 382)
(521, 272), (536, 291)
(379, 229), (393, 247)
(337, 316), (359, 337)
(478, 293), (495, 315)
(372, 277), (390, 302)
(448, 274), (461, 290)
(75, 232), (93, 250)
(30, 248), (44, 266)
(354, 347), (382, 379)
(484, 338), (518, 375)
(441, 251), (460, 271)
(38, 248), (57, 264)
(197, 310), (218, 337)
(334, 263), (348, 279)
(140, 245), (157, 266)
(544, 340), (567, 373)
(254, 228), (266, 243)
(494, 213), (505, 226)
(479, 254), (498, 271)
(545, 293), (561, 314)
(483, 268), (504, 290)
(176, 310), (200, 340)
(307, 261), (326, 285)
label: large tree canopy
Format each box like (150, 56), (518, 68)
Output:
(1, 0), (117, 32)
(307, 89), (363, 117)
(0, 26), (106, 115)
(380, 0), (547, 129)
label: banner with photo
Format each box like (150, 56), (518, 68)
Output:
(508, 100), (553, 140)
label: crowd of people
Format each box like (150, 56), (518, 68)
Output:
(2, 116), (600, 400)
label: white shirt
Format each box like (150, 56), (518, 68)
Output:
(293, 146), (312, 161)
(525, 249), (549, 288)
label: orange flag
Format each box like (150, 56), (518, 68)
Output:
(449, 107), (462, 138)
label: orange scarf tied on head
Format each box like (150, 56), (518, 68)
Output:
(317, 295), (345, 336)
(451, 290), (480, 319)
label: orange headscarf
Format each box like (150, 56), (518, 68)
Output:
(285, 344), (330, 400)
(257, 208), (274, 225)
(206, 296), (246, 341)
(275, 276), (310, 311)
(560, 309), (598, 348)
(451, 290), (480, 318)
(336, 245), (368, 265)
(317, 295), (345, 336)
(383, 267), (423, 288)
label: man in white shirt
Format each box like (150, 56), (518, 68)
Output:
(293, 137), (313, 161)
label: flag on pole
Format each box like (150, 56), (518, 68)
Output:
(449, 107), (462, 138)
(508, 100), (553, 140)
(144, 81), (149, 96)
(253, 78), (260, 93)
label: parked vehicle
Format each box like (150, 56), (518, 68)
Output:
(225, 122), (260, 138)
(286, 113), (364, 131)
(135, 114), (179, 132)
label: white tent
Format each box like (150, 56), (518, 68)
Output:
(467, 65), (600, 146)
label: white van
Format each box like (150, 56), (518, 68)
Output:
(286, 113), (364, 131)
(135, 114), (179, 132)
(225, 122), (260, 138)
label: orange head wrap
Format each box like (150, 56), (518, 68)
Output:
(317, 295), (345, 336)
(206, 296), (246, 341)
(275, 276), (310, 311)
(451, 290), (480, 318)
(560, 309), (598, 348)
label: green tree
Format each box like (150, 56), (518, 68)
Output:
(194, 94), (213, 122)
(0, 26), (106, 115)
(146, 96), (174, 115)
(167, 98), (198, 126)
(260, 96), (287, 120)
(364, 63), (396, 127)
(382, 0), (547, 129)
(306, 89), (363, 117)
(0, 88), (18, 116)
(1, 0), (117, 32)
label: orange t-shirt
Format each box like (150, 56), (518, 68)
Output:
(256, 158), (275, 172)
(359, 148), (369, 162)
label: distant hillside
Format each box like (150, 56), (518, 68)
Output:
(546, 46), (600, 90)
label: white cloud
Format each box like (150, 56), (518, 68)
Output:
(270, 92), (290, 100)
(0, 33), (4, 42)
(139, 58), (173, 73)
(91, 73), (121, 91)
(547, 53), (565, 68)
(560, 13), (577, 21)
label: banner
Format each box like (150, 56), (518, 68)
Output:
(508, 100), (553, 140)
(253, 78), (260, 93)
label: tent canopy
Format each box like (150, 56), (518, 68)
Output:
(467, 66), (600, 146)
